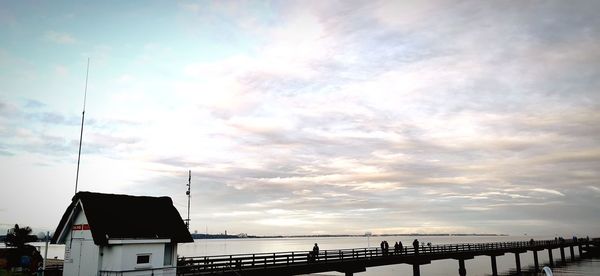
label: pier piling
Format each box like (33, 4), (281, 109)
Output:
(490, 255), (498, 276)
(458, 259), (466, 276)
(560, 247), (566, 262)
(514, 253), (521, 275)
(570, 246), (575, 261)
(533, 250), (539, 272)
(548, 248), (554, 266)
(412, 264), (420, 276)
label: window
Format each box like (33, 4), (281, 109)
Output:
(164, 243), (173, 265)
(137, 254), (151, 264)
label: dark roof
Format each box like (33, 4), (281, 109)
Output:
(51, 191), (193, 245)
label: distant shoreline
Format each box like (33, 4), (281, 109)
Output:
(0, 233), (509, 242)
(191, 233), (508, 239)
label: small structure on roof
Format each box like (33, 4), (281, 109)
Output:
(51, 191), (193, 276)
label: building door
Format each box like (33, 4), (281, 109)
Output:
(69, 238), (84, 276)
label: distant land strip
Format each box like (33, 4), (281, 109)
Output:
(190, 233), (508, 239)
(0, 233), (508, 242)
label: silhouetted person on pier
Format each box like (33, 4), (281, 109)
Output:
(398, 241), (404, 254)
(312, 243), (319, 260)
(384, 241), (389, 255)
(530, 238), (535, 245)
(413, 239), (419, 254)
(394, 242), (399, 254)
(380, 241), (389, 256)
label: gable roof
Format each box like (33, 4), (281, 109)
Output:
(51, 191), (193, 245)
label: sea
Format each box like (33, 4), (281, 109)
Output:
(32, 235), (599, 275)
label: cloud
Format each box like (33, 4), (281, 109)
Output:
(529, 189), (565, 197)
(2, 1), (600, 236)
(102, 1), (600, 236)
(0, 99), (145, 160)
(44, 31), (76, 44)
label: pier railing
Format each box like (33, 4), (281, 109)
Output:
(176, 238), (586, 275)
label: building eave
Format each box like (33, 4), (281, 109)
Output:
(107, 238), (171, 245)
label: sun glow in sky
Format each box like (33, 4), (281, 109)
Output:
(1, 1), (600, 236)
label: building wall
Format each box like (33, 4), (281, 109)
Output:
(63, 206), (99, 276)
(101, 243), (177, 275)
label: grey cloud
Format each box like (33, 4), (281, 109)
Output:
(2, 127), (141, 159)
(151, 157), (207, 169)
(0, 99), (144, 159)
(25, 111), (79, 126)
(24, 99), (45, 109)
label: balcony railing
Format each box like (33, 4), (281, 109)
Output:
(99, 266), (176, 276)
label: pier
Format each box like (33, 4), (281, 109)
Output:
(177, 238), (598, 276)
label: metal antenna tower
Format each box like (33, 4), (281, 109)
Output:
(75, 58), (90, 195)
(185, 170), (191, 229)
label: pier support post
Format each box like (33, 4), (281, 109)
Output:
(570, 246), (575, 261)
(490, 255), (498, 276)
(413, 264), (420, 276)
(533, 250), (539, 272)
(458, 259), (466, 276)
(514, 253), (521, 275)
(560, 247), (566, 262)
(578, 245), (583, 256)
(548, 248), (554, 266)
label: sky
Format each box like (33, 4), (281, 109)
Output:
(1, 0), (599, 237)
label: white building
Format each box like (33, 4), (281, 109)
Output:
(51, 191), (193, 276)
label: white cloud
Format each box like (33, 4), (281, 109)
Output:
(530, 188), (565, 197)
(44, 31), (76, 44)
(587, 186), (600, 193)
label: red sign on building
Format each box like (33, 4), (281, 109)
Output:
(72, 224), (90, 230)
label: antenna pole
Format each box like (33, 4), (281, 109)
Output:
(75, 58), (90, 195)
(186, 170), (191, 229)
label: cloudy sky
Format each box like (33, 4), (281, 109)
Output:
(1, 1), (599, 237)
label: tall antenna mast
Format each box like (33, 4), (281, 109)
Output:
(186, 170), (191, 229)
(75, 58), (90, 195)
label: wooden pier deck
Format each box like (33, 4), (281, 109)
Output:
(177, 238), (599, 276)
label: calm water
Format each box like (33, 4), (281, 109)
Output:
(31, 236), (598, 275)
